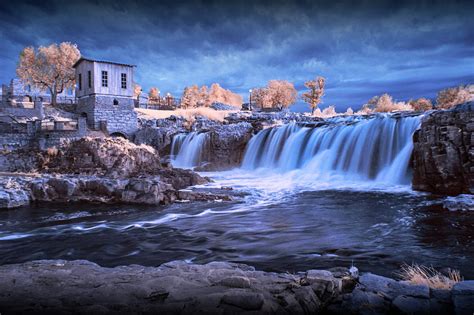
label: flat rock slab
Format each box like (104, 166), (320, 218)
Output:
(0, 260), (328, 314)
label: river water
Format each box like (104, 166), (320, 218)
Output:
(0, 115), (473, 278)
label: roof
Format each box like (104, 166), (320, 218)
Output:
(73, 57), (136, 68)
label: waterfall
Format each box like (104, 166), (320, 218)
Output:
(171, 132), (209, 168)
(242, 115), (421, 185)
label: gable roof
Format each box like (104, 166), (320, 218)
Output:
(73, 57), (136, 68)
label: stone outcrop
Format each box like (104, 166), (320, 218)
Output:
(196, 122), (254, 171)
(0, 260), (348, 314)
(43, 137), (163, 177)
(0, 172), (222, 209)
(412, 102), (474, 195)
(0, 260), (472, 314)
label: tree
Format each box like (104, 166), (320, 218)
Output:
(436, 86), (471, 109)
(253, 80), (297, 110)
(409, 98), (433, 111)
(134, 84), (142, 99)
(16, 42), (80, 106)
(208, 83), (243, 107)
(148, 87), (160, 103)
(302, 76), (325, 115)
(363, 93), (412, 113)
(180, 85), (200, 108)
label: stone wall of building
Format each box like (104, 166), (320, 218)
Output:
(0, 100), (44, 119)
(0, 117), (87, 152)
(77, 95), (137, 136)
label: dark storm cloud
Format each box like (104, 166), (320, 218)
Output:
(0, 0), (473, 110)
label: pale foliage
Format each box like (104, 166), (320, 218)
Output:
(409, 98), (433, 111)
(253, 80), (298, 110)
(361, 93), (413, 113)
(436, 86), (472, 109)
(397, 264), (462, 290)
(134, 84), (142, 98)
(208, 83), (243, 107)
(149, 87), (160, 101)
(302, 76), (325, 114)
(135, 107), (238, 123)
(181, 83), (242, 108)
(345, 107), (354, 115)
(16, 42), (80, 106)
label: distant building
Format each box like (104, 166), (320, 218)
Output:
(1, 79), (75, 106)
(73, 58), (138, 137)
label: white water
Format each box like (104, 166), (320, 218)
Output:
(242, 115), (421, 185)
(171, 132), (209, 168)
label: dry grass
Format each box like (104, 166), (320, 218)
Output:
(135, 107), (238, 123)
(396, 264), (462, 289)
(46, 147), (59, 157)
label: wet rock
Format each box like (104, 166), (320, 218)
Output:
(193, 122), (254, 171)
(0, 187), (30, 208)
(412, 102), (474, 195)
(452, 281), (474, 315)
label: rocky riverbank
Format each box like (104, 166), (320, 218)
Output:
(0, 260), (472, 314)
(0, 137), (234, 209)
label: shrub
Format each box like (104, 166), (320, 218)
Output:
(409, 98), (433, 111)
(436, 86), (472, 109)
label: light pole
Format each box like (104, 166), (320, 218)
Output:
(167, 93), (171, 107)
(248, 89), (253, 111)
(158, 91), (161, 107)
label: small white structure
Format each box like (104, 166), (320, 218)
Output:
(73, 58), (138, 137)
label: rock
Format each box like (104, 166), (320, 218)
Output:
(218, 276), (251, 288)
(220, 292), (265, 310)
(392, 295), (430, 314)
(412, 102), (474, 195)
(0, 260), (325, 314)
(359, 273), (430, 300)
(133, 126), (182, 156)
(0, 187), (30, 208)
(193, 122), (254, 171)
(452, 281), (474, 315)
(44, 137), (163, 178)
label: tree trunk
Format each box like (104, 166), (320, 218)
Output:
(51, 90), (58, 107)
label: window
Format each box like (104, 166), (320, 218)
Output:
(121, 73), (127, 89)
(88, 71), (92, 88)
(113, 99), (119, 105)
(78, 73), (82, 90)
(101, 71), (108, 87)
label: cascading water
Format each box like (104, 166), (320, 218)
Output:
(171, 132), (209, 168)
(242, 114), (421, 185)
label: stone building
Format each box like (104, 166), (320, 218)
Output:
(73, 58), (138, 137)
(1, 79), (75, 105)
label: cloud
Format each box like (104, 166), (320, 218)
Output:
(0, 0), (472, 111)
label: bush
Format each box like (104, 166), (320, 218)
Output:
(409, 98), (433, 111)
(436, 86), (472, 109)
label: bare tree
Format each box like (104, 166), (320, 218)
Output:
(302, 76), (325, 115)
(17, 42), (80, 106)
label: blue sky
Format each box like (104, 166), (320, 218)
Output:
(0, 0), (472, 111)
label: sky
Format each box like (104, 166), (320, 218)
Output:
(0, 0), (473, 111)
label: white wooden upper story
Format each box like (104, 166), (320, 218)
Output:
(73, 58), (135, 98)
